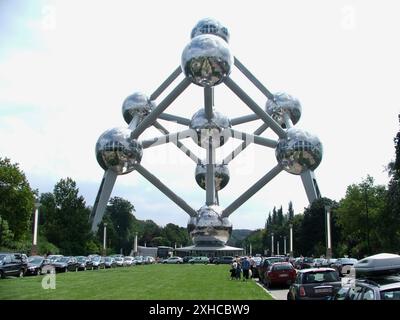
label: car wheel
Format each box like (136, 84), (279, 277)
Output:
(84, 267), (86, 271)
(65, 267), (68, 273)
(19, 269), (24, 278)
(0, 271), (5, 279)
(37, 268), (42, 276)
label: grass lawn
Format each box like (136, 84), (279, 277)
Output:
(0, 264), (272, 300)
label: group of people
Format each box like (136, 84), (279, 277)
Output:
(229, 256), (256, 281)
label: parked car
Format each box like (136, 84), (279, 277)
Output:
(163, 256), (183, 264)
(52, 256), (79, 273)
(313, 258), (325, 268)
(182, 256), (193, 263)
(257, 257), (286, 283)
(143, 256), (155, 264)
(76, 256), (92, 271)
(189, 256), (209, 264)
(91, 256), (105, 269)
(214, 256), (233, 265)
(104, 257), (116, 268)
(123, 256), (135, 266)
(26, 256), (51, 276)
(287, 268), (342, 300)
(294, 257), (314, 270)
(134, 256), (144, 265)
(114, 257), (124, 267)
(0, 252), (27, 279)
(47, 255), (63, 263)
(263, 262), (297, 288)
(332, 258), (358, 276)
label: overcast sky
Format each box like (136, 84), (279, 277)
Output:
(1, 0), (399, 230)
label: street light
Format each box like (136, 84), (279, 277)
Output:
(325, 205), (332, 259)
(289, 224), (293, 258)
(284, 236), (287, 255)
(271, 233), (274, 256)
(103, 223), (107, 256)
(31, 199), (41, 256)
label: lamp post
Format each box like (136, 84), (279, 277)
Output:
(325, 205), (332, 259)
(289, 224), (293, 257)
(277, 238), (280, 255)
(271, 233), (274, 256)
(284, 236), (287, 255)
(31, 200), (41, 256)
(103, 223), (107, 256)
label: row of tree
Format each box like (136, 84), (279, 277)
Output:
(0, 159), (190, 256)
(238, 115), (400, 259)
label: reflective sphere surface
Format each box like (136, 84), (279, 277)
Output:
(195, 163), (230, 190)
(275, 128), (323, 175)
(266, 92), (302, 128)
(122, 92), (155, 124)
(96, 127), (142, 174)
(191, 18), (230, 42)
(190, 108), (231, 148)
(181, 34), (233, 87)
(187, 205), (232, 246)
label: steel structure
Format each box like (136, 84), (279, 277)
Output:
(90, 18), (323, 247)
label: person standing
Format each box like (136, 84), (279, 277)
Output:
(242, 256), (251, 281)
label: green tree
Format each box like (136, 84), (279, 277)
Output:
(43, 178), (92, 255)
(0, 157), (35, 241)
(336, 176), (386, 258)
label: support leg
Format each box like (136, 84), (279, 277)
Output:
(301, 170), (321, 204)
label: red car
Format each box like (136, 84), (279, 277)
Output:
(263, 262), (297, 288)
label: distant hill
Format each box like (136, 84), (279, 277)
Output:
(227, 229), (253, 247)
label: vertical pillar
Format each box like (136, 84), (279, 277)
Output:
(103, 223), (107, 256)
(289, 224), (293, 258)
(271, 233), (274, 256)
(277, 240), (280, 256)
(31, 202), (40, 256)
(284, 236), (287, 255)
(325, 206), (333, 259)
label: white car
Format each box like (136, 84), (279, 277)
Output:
(163, 257), (183, 264)
(114, 257), (124, 267)
(123, 256), (135, 266)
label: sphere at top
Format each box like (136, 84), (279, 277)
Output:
(189, 108), (231, 148)
(275, 127), (323, 175)
(266, 92), (302, 129)
(122, 92), (155, 125)
(195, 163), (230, 191)
(187, 205), (232, 246)
(191, 18), (230, 43)
(181, 34), (233, 87)
(95, 127), (143, 175)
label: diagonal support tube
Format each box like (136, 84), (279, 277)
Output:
(150, 66), (182, 101)
(222, 164), (283, 217)
(140, 129), (195, 149)
(134, 164), (197, 217)
(131, 78), (191, 139)
(90, 170), (118, 232)
(153, 121), (201, 164)
(230, 114), (260, 126)
(234, 57), (275, 100)
(227, 128), (278, 148)
(301, 170), (321, 204)
(224, 77), (286, 138)
(158, 113), (191, 126)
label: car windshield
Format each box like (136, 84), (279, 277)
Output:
(304, 258), (314, 263)
(273, 264), (293, 271)
(77, 257), (85, 262)
(56, 257), (69, 262)
(0, 255), (5, 262)
(92, 256), (100, 261)
(28, 257), (43, 264)
(304, 271), (340, 283)
(380, 289), (400, 300)
(340, 258), (357, 264)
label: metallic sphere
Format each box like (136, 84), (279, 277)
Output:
(95, 127), (143, 175)
(190, 108), (231, 148)
(275, 128), (323, 175)
(181, 34), (233, 87)
(191, 18), (230, 43)
(122, 92), (155, 124)
(195, 163), (230, 190)
(187, 205), (232, 246)
(266, 92), (302, 129)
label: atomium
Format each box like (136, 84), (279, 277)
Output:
(91, 18), (324, 248)
(122, 92), (155, 124)
(195, 163), (230, 190)
(275, 127), (323, 175)
(181, 34), (233, 87)
(189, 108), (231, 148)
(95, 127), (143, 175)
(191, 17), (230, 43)
(187, 205), (232, 246)
(266, 92), (302, 129)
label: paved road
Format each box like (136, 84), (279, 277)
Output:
(254, 278), (289, 300)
